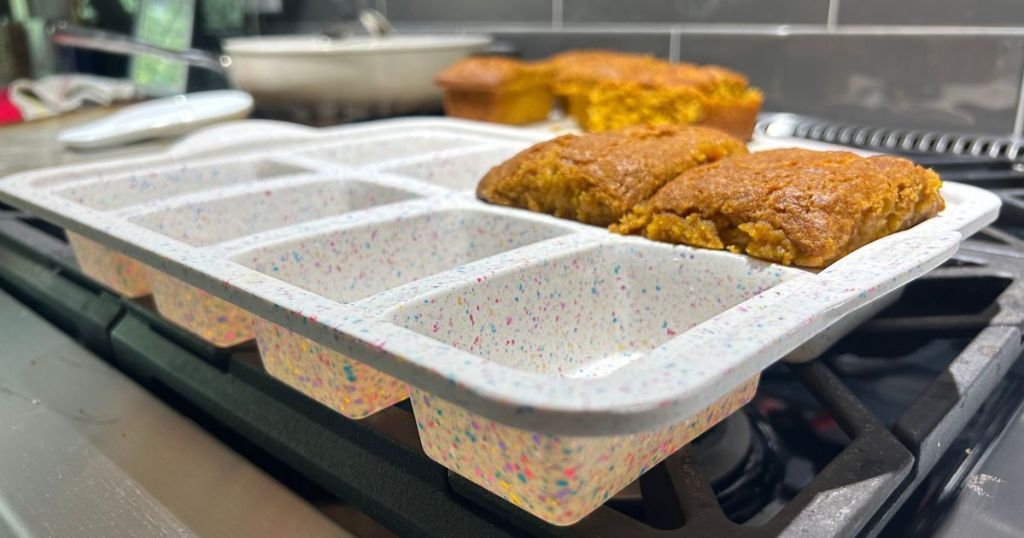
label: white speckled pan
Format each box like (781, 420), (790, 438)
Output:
(0, 118), (1000, 525)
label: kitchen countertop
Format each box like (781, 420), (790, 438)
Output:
(0, 107), (367, 537)
(0, 106), (174, 176)
(0, 286), (352, 537)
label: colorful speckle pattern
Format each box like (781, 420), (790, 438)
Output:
(0, 118), (998, 527)
(378, 145), (525, 191)
(393, 242), (794, 377)
(56, 158), (308, 211)
(236, 207), (571, 305)
(235, 207), (571, 419)
(66, 232), (151, 297)
(412, 377), (758, 526)
(149, 269), (255, 347)
(131, 179), (419, 247)
(255, 317), (408, 418)
(294, 133), (483, 166)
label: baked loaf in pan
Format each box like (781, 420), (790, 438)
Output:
(435, 56), (554, 125)
(578, 62), (763, 139)
(436, 50), (764, 137)
(612, 148), (946, 268)
(549, 51), (763, 139)
(547, 50), (662, 126)
(477, 124), (747, 227)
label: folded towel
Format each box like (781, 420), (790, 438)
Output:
(2, 75), (140, 124)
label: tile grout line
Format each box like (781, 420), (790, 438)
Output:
(669, 27), (680, 61)
(1013, 66), (1024, 138)
(393, 22), (1024, 36)
(552, 0), (563, 29)
(827, 0), (840, 31)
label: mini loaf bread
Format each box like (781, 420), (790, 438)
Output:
(476, 124), (747, 227)
(435, 56), (554, 125)
(577, 62), (763, 139)
(548, 50), (662, 127)
(547, 51), (763, 139)
(612, 148), (946, 267)
(438, 50), (764, 136)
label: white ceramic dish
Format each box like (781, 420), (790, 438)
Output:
(0, 118), (1000, 524)
(222, 34), (491, 112)
(50, 26), (490, 114)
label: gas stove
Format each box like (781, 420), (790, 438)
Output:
(0, 120), (1023, 537)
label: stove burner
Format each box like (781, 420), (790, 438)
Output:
(608, 409), (785, 524)
(701, 410), (786, 523)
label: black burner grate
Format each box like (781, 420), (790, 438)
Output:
(755, 112), (1024, 163)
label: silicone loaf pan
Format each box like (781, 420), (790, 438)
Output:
(0, 118), (1000, 525)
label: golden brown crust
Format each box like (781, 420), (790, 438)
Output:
(441, 88), (554, 125)
(477, 125), (747, 226)
(699, 88), (763, 140)
(435, 56), (551, 92)
(547, 51), (762, 138)
(612, 149), (945, 267)
(547, 50), (659, 75)
(550, 51), (662, 121)
(698, 64), (750, 91)
(437, 57), (554, 124)
(439, 51), (763, 134)
(631, 62), (749, 94)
